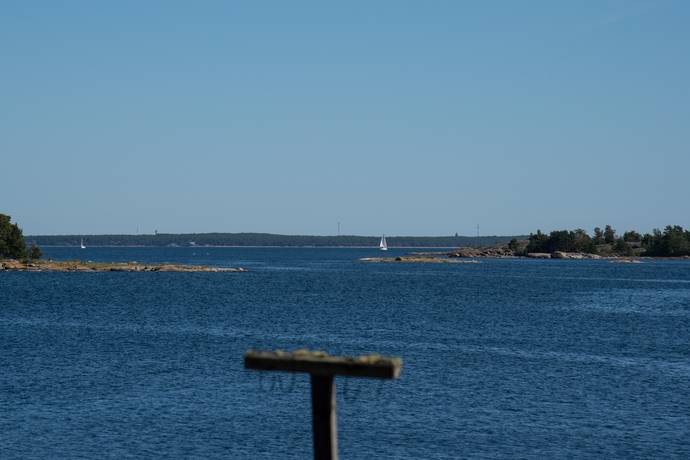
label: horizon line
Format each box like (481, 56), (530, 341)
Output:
(26, 232), (526, 238)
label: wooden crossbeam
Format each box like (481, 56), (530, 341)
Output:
(244, 349), (402, 460)
(244, 349), (402, 379)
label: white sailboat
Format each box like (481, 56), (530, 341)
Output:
(379, 235), (388, 251)
(80, 238), (86, 249)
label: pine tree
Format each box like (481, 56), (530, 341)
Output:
(29, 244), (42, 260)
(0, 213), (28, 259)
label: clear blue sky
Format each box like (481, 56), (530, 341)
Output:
(2, 1), (688, 236)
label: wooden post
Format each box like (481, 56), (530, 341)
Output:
(245, 349), (401, 460)
(310, 374), (337, 460)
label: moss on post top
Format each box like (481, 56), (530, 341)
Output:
(244, 349), (402, 379)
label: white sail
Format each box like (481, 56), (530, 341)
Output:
(80, 238), (86, 249)
(379, 235), (388, 251)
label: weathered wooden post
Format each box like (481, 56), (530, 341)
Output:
(244, 349), (402, 460)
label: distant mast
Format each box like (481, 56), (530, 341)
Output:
(379, 235), (388, 251)
(80, 238), (86, 249)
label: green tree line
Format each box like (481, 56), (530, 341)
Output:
(524, 224), (690, 257)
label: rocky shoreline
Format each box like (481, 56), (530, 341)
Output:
(360, 256), (480, 264)
(363, 248), (690, 264)
(447, 247), (690, 261)
(1, 259), (247, 272)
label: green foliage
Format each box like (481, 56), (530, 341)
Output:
(614, 238), (634, 256)
(0, 213), (28, 259)
(525, 229), (595, 254)
(525, 225), (690, 257)
(642, 225), (690, 257)
(525, 230), (550, 253)
(623, 231), (642, 242)
(29, 244), (42, 260)
(604, 225), (616, 244)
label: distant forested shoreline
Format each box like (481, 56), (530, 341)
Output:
(25, 233), (524, 248)
(18, 223), (690, 258)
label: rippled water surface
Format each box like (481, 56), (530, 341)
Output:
(2, 247), (689, 459)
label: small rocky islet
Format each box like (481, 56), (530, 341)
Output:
(1, 259), (247, 272)
(360, 256), (481, 264)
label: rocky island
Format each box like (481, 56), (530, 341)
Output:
(360, 225), (690, 264)
(360, 256), (480, 264)
(0, 214), (248, 273)
(411, 225), (690, 262)
(1, 259), (247, 272)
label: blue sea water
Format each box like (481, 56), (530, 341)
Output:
(1, 247), (689, 459)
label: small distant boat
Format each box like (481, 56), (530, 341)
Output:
(379, 235), (388, 251)
(80, 238), (86, 249)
